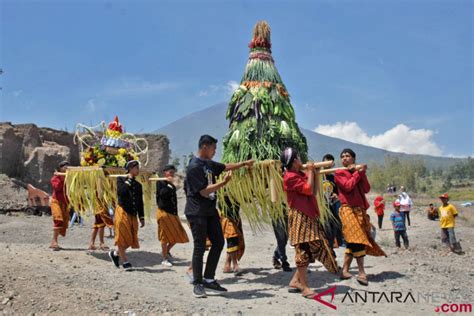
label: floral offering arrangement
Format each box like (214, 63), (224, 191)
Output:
(59, 116), (153, 217)
(79, 116), (144, 168)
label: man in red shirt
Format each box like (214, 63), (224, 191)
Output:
(335, 149), (386, 286)
(50, 161), (70, 251)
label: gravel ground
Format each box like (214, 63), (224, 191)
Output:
(0, 196), (473, 315)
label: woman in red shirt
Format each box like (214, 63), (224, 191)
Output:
(49, 161), (70, 251)
(282, 148), (338, 299)
(374, 196), (385, 229)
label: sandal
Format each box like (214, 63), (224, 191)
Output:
(288, 287), (302, 293)
(357, 276), (369, 286)
(303, 292), (316, 299)
(88, 245), (97, 251)
(99, 245), (110, 251)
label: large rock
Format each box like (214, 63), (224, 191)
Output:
(0, 123), (23, 176)
(0, 122), (80, 191)
(0, 122), (170, 191)
(139, 134), (170, 174)
(40, 128), (80, 166)
(15, 124), (42, 161)
(23, 142), (70, 191)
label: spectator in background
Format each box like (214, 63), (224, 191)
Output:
(373, 196), (385, 229)
(438, 194), (463, 254)
(390, 200), (409, 249)
(398, 186), (413, 227)
(427, 203), (438, 220)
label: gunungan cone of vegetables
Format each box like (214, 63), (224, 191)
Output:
(222, 20), (308, 164)
(218, 21), (313, 229)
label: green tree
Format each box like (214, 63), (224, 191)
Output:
(441, 175), (453, 192)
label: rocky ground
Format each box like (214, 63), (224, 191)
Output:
(0, 196), (473, 315)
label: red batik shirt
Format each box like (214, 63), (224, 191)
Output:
(283, 170), (319, 218)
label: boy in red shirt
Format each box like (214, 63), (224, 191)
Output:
(49, 161), (70, 251)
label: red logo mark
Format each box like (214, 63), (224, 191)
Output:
(313, 286), (337, 310)
(436, 304), (472, 313)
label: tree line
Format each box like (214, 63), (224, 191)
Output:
(368, 156), (474, 194)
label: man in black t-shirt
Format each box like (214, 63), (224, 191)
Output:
(185, 134), (253, 298)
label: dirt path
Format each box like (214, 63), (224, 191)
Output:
(0, 200), (473, 315)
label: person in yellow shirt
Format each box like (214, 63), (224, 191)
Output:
(438, 193), (462, 254)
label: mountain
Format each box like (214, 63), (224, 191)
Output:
(154, 103), (463, 168)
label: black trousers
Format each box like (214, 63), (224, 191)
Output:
(394, 230), (409, 248)
(377, 214), (384, 229)
(272, 215), (288, 262)
(325, 202), (344, 249)
(346, 243), (366, 258)
(187, 214), (224, 284)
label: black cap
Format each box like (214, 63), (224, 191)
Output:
(58, 161), (70, 168)
(322, 153), (335, 161)
(198, 134), (218, 148)
(125, 160), (140, 171)
(163, 164), (176, 172)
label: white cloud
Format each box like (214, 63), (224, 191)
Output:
(314, 121), (443, 156)
(198, 81), (239, 97)
(103, 78), (178, 97)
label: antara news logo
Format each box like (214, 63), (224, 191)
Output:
(311, 286), (472, 313)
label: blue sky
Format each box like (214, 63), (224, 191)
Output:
(1, 0), (472, 157)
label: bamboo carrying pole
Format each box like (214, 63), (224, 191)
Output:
(302, 160), (334, 169)
(318, 165), (364, 175)
(260, 160), (334, 169)
(54, 171), (168, 181)
(55, 162), (364, 181)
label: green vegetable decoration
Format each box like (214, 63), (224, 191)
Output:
(218, 21), (313, 230)
(222, 20), (308, 163)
